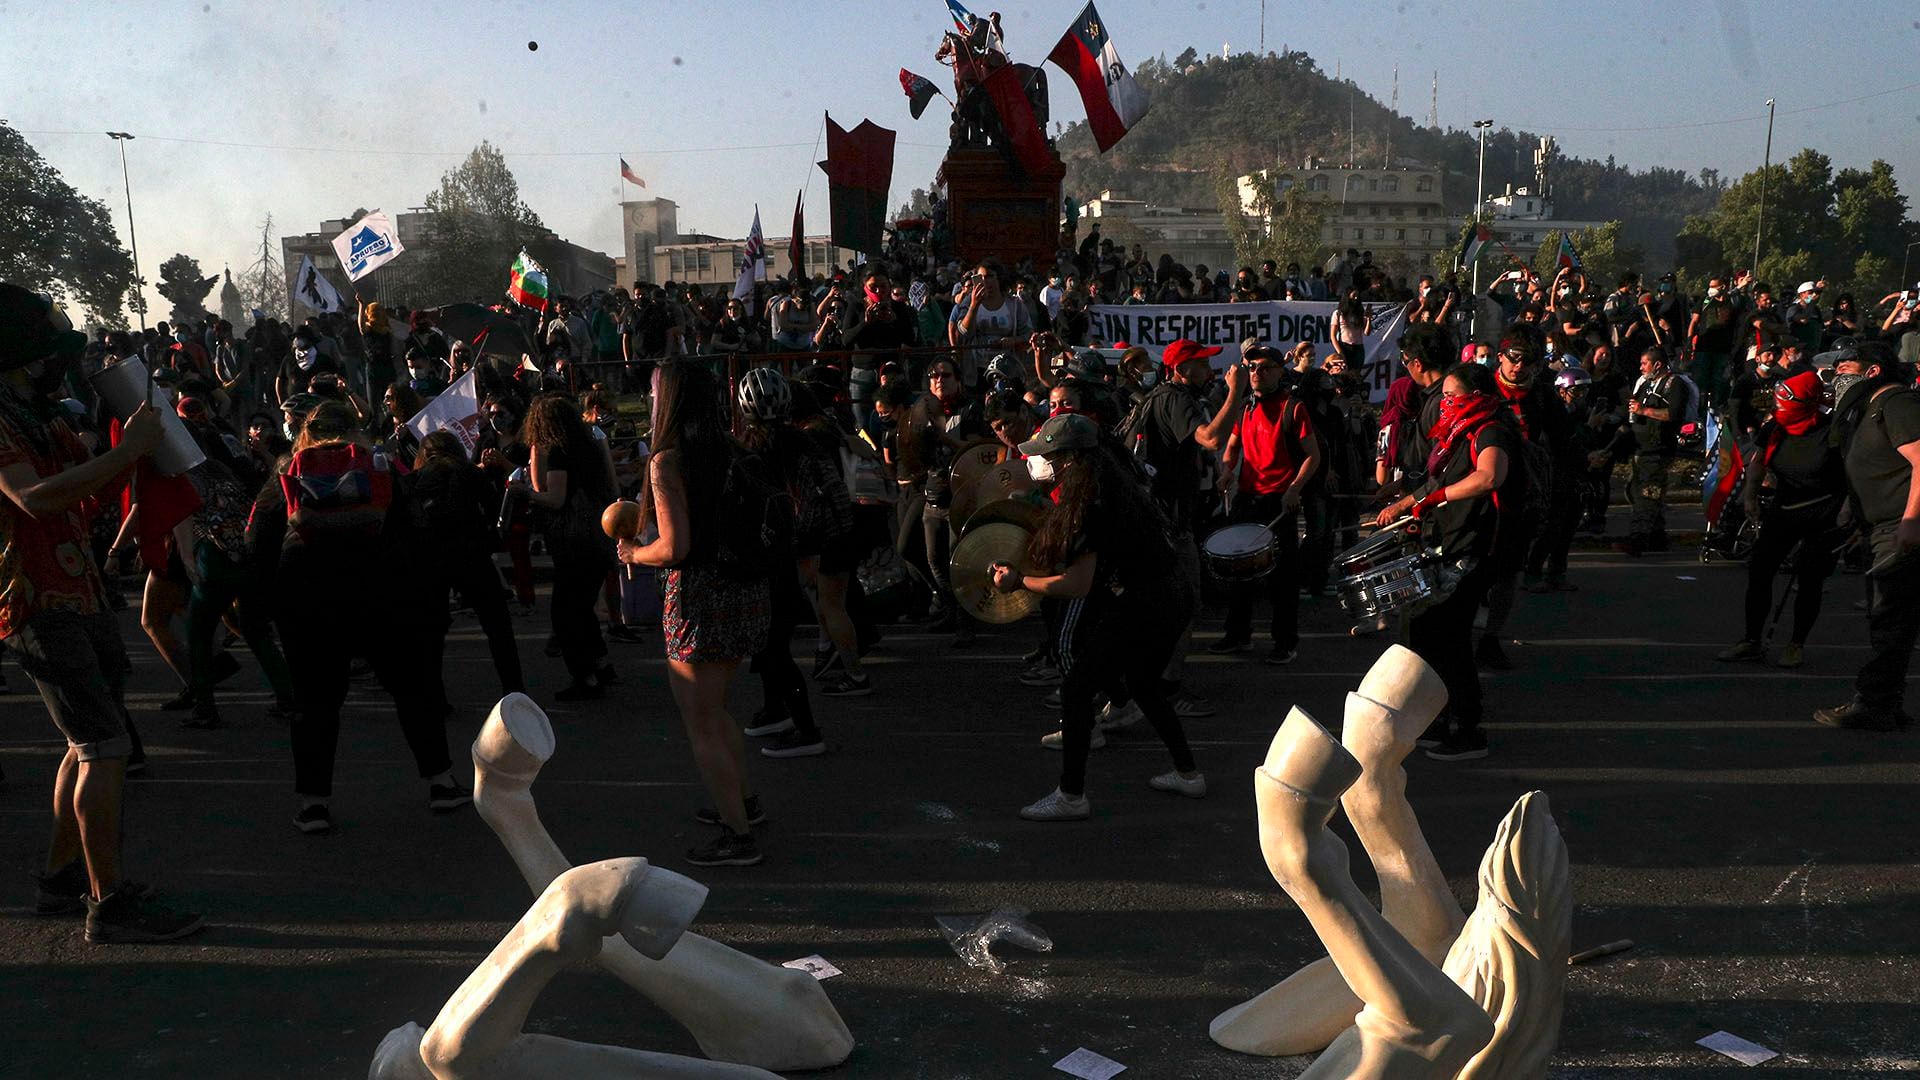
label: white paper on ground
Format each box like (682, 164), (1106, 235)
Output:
(1053, 1047), (1126, 1080)
(782, 955), (841, 980)
(1697, 1030), (1779, 1066)
(1676, 575), (1699, 581)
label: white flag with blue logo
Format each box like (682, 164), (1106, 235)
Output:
(330, 210), (405, 282)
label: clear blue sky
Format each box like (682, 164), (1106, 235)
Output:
(6, 1), (1918, 318)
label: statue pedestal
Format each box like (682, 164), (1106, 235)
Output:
(938, 148), (1065, 267)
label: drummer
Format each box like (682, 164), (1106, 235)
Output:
(989, 413), (1204, 821)
(1372, 361), (1521, 762)
(1214, 343), (1321, 663)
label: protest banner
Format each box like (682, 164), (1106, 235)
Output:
(1090, 301), (1407, 402)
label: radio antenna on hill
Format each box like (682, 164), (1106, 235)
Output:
(1387, 64), (1399, 166)
(1429, 70), (1438, 129)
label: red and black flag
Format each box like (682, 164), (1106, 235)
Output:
(900, 68), (942, 120)
(981, 64), (1052, 176)
(818, 115), (896, 258)
(1046, 1), (1150, 152)
(789, 191), (805, 284)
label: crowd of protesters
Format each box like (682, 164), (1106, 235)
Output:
(3, 216), (1917, 943)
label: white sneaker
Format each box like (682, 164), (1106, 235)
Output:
(1040, 727), (1106, 751)
(1019, 788), (1090, 821)
(1097, 701), (1144, 731)
(1148, 771), (1208, 798)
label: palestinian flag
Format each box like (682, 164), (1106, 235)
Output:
(507, 250), (550, 313)
(900, 68), (941, 120)
(1458, 221), (1492, 270)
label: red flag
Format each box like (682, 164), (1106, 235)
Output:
(817, 115), (896, 257)
(980, 65), (1052, 176)
(620, 158), (646, 188)
(900, 68), (942, 120)
(789, 191), (806, 285)
(109, 418), (202, 574)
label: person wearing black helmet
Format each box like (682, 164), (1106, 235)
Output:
(0, 283), (203, 943)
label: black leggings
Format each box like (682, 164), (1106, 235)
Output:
(1406, 557), (1501, 733)
(427, 554), (526, 701)
(1742, 503), (1842, 645)
(755, 568), (818, 737)
(1057, 582), (1196, 797)
(277, 580), (451, 799)
(549, 539), (610, 682)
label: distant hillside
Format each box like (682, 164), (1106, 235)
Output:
(1056, 49), (1722, 267)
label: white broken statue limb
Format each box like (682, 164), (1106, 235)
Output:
(370, 858), (782, 1080)
(405, 693), (854, 1075)
(1217, 645), (1572, 1079)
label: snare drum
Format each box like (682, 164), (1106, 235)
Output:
(1332, 525), (1447, 618)
(1203, 523), (1280, 582)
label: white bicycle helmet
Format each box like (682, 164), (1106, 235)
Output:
(737, 366), (792, 421)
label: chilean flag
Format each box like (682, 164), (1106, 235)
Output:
(1046, 2), (1150, 152)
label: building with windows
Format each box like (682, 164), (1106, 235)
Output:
(1477, 184), (1607, 250)
(1077, 190), (1238, 272)
(1239, 159), (1454, 276)
(651, 235), (863, 290)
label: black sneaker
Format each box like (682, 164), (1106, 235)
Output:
(158, 687), (195, 711)
(811, 647), (843, 680)
(743, 709), (795, 737)
(594, 664), (620, 686)
(182, 702), (223, 730)
(819, 672), (872, 698)
(607, 623), (648, 643)
(761, 730), (827, 759)
(84, 888), (204, 945)
(1208, 635), (1253, 655)
(429, 782), (472, 813)
(293, 803), (333, 835)
(1425, 729), (1490, 761)
(694, 795), (766, 827)
(1415, 717), (1449, 749)
(34, 863), (156, 917)
(685, 828), (763, 867)
(1266, 646), (1298, 666)
(1475, 637), (1513, 671)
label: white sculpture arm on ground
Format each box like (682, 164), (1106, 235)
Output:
(469, 694), (855, 1073)
(1212, 645), (1465, 1057)
(368, 858), (782, 1080)
(1440, 791), (1571, 1080)
(1254, 707), (1494, 1079)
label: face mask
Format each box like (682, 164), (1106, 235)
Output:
(1659, 283), (1672, 293)
(295, 346), (318, 370)
(1137, 369), (1158, 388)
(1708, 287), (1723, 298)
(1558, 288), (1572, 299)
(282, 419), (299, 442)
(1026, 455), (1056, 483)
(1829, 372), (1864, 403)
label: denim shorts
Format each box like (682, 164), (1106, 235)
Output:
(9, 610), (133, 760)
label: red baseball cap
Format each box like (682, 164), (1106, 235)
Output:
(1161, 339), (1222, 370)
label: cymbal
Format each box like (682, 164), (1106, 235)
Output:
(948, 441), (1008, 526)
(959, 461), (1037, 528)
(963, 496), (1049, 535)
(949, 522), (1041, 625)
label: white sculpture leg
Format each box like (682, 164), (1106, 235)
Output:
(1212, 645), (1465, 1056)
(369, 858), (781, 1080)
(1255, 708), (1494, 1078)
(1439, 791), (1571, 1080)
(470, 694), (855, 1072)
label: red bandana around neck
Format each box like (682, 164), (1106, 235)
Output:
(1426, 391), (1501, 477)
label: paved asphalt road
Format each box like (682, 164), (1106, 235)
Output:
(2, 541), (1916, 1078)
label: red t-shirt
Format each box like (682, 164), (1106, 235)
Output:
(0, 407), (110, 639)
(1232, 394), (1315, 497)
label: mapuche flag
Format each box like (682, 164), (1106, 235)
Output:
(818, 115), (895, 258)
(506, 250), (550, 313)
(1047, 2), (1150, 152)
(900, 68), (942, 120)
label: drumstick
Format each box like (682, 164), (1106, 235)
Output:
(1567, 939), (1634, 966)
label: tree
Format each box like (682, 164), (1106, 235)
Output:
(1218, 168), (1327, 273)
(419, 142), (546, 306)
(1529, 221), (1641, 289)
(238, 214), (287, 321)
(0, 123), (136, 326)
(893, 188), (935, 219)
(156, 253), (218, 324)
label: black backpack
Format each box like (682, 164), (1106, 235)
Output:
(712, 450), (793, 575)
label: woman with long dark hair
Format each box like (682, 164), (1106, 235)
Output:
(989, 413), (1203, 821)
(513, 394), (619, 700)
(1335, 289), (1371, 371)
(1373, 361), (1522, 762)
(617, 360), (771, 866)
(412, 431), (525, 704)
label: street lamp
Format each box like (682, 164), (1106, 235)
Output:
(1752, 99), (1775, 276)
(106, 131), (146, 332)
(1471, 119), (1493, 316)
